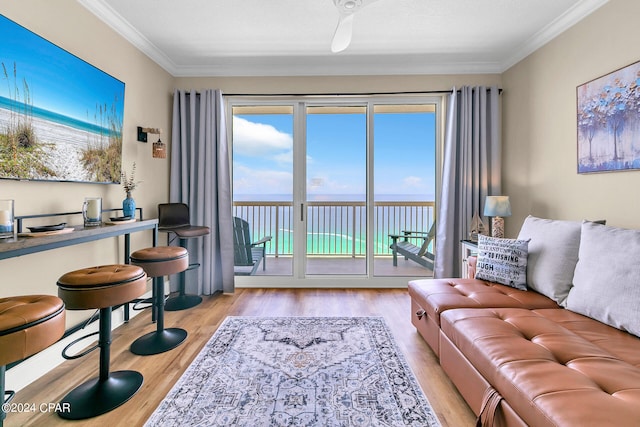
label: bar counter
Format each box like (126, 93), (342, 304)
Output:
(0, 219), (158, 261)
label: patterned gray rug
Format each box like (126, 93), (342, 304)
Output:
(145, 317), (440, 427)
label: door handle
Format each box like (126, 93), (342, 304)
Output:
(300, 203), (304, 221)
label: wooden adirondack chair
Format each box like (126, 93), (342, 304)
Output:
(233, 217), (272, 275)
(389, 221), (436, 270)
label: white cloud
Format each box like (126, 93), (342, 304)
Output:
(307, 174), (364, 195)
(233, 164), (293, 195)
(233, 116), (292, 157)
(403, 176), (423, 188)
(272, 150), (293, 164)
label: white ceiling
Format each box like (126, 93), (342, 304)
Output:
(78, 0), (608, 77)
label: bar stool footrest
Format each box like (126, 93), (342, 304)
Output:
(131, 297), (154, 311)
(57, 371), (143, 420)
(61, 331), (100, 360)
(186, 263), (200, 271)
(130, 328), (187, 355)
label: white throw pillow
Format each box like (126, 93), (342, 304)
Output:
(517, 215), (582, 306)
(567, 222), (640, 338)
(475, 234), (529, 290)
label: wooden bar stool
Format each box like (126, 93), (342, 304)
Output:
(129, 246), (189, 355)
(56, 264), (147, 420)
(0, 295), (65, 427)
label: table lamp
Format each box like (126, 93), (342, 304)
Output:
(484, 196), (511, 238)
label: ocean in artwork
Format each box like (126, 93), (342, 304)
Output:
(0, 98), (114, 182)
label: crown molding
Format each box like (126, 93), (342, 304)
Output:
(170, 55), (505, 77)
(500, 0), (609, 72)
(79, 0), (609, 77)
(77, 0), (178, 74)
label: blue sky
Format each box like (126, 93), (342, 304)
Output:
(0, 15), (124, 125)
(233, 109), (436, 201)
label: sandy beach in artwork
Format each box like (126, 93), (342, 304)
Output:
(0, 107), (110, 181)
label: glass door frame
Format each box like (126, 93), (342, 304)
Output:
(303, 101), (369, 277)
(226, 94), (444, 288)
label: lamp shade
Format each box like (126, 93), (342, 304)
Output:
(484, 196), (511, 217)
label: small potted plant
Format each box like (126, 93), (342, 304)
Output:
(121, 162), (141, 218)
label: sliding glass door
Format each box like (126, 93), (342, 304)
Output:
(305, 105), (367, 275)
(231, 105), (295, 276)
(230, 97), (439, 283)
(372, 104), (436, 276)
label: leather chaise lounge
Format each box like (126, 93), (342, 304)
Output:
(408, 274), (558, 357)
(409, 217), (640, 426)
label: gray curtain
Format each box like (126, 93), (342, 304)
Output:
(170, 89), (235, 294)
(434, 86), (501, 278)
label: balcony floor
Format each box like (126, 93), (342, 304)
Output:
(246, 255), (433, 277)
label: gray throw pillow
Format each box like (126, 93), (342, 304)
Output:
(567, 222), (640, 338)
(475, 234), (529, 290)
(517, 215), (582, 306)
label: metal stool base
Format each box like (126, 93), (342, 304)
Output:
(130, 328), (187, 355)
(164, 294), (202, 311)
(57, 371), (143, 420)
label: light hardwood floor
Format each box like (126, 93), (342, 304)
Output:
(9, 288), (475, 427)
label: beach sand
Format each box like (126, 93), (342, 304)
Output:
(0, 107), (110, 182)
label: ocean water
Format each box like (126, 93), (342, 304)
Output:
(0, 96), (116, 136)
(234, 194), (434, 256)
(234, 193), (433, 202)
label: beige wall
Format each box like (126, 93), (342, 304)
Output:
(503, 0), (640, 235)
(0, 1), (174, 327)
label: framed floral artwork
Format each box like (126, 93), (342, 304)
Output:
(577, 60), (640, 173)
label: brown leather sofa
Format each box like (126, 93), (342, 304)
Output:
(409, 228), (640, 426)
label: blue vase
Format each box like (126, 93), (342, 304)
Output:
(123, 193), (136, 218)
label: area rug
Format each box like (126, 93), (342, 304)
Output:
(145, 316), (440, 427)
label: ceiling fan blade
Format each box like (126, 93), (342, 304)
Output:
(331, 14), (354, 53)
(330, 0), (381, 52)
(333, 0), (379, 15)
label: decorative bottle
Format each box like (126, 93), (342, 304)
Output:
(122, 191), (136, 218)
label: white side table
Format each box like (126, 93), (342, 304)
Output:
(460, 240), (478, 278)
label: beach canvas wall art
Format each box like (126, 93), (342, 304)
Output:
(0, 14), (125, 184)
(577, 60), (640, 173)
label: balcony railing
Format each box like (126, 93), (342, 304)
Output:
(233, 200), (435, 258)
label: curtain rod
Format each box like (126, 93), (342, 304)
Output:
(223, 88), (502, 97)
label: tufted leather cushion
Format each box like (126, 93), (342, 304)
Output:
(0, 295), (66, 366)
(130, 246), (188, 277)
(408, 278), (559, 357)
(409, 278), (558, 326)
(440, 307), (640, 426)
(57, 264), (147, 310)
